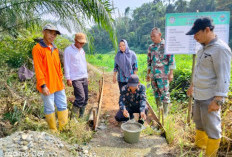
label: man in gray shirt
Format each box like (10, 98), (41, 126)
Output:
(186, 17), (231, 157)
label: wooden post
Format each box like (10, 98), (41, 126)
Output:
(161, 108), (164, 126)
(94, 76), (104, 131)
(93, 109), (96, 130)
(187, 54), (196, 124)
(187, 10), (199, 125)
(146, 100), (165, 131)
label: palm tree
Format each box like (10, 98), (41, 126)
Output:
(175, 0), (187, 13)
(0, 0), (117, 49)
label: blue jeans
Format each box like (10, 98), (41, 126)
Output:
(41, 89), (67, 114)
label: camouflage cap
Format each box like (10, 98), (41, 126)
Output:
(43, 24), (61, 35)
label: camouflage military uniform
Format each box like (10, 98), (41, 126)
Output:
(147, 39), (175, 104)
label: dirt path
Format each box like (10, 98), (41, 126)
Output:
(89, 73), (172, 157)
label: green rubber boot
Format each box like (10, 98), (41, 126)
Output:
(79, 106), (86, 118)
(72, 105), (79, 119)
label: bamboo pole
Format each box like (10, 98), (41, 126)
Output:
(187, 54), (196, 124)
(94, 76), (104, 131)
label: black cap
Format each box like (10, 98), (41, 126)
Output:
(186, 17), (214, 35)
(128, 74), (139, 87)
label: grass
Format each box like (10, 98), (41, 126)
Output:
(0, 50), (230, 156)
(86, 53), (193, 111)
(60, 119), (93, 144)
(86, 53), (232, 156)
(0, 64), (100, 146)
(86, 51), (115, 72)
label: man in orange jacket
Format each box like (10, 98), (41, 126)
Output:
(32, 24), (68, 132)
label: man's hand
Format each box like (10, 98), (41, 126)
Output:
(123, 109), (129, 118)
(187, 85), (194, 97)
(67, 80), (72, 87)
(113, 75), (117, 84)
(42, 87), (50, 96)
(208, 100), (220, 113)
(168, 71), (173, 82)
(140, 112), (146, 120)
(146, 74), (151, 82)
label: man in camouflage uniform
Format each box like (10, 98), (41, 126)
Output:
(146, 27), (175, 115)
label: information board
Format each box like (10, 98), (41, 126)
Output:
(165, 12), (230, 54)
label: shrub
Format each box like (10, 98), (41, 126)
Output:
(170, 68), (191, 103)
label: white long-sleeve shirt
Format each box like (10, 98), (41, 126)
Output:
(64, 44), (88, 80)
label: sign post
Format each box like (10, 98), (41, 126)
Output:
(164, 11), (230, 124)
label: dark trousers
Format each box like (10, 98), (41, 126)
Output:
(118, 82), (127, 94)
(115, 106), (148, 122)
(72, 78), (88, 108)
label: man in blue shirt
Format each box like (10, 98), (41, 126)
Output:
(115, 74), (147, 124)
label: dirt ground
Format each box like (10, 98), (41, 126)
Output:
(89, 73), (173, 157)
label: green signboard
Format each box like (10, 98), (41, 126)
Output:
(165, 11), (230, 54)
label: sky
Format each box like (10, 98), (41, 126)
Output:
(111, 0), (153, 17)
(60, 0), (153, 36)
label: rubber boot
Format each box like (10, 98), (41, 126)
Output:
(205, 138), (221, 157)
(163, 103), (169, 116)
(45, 112), (57, 133)
(57, 109), (68, 131)
(79, 106), (86, 118)
(195, 130), (208, 149)
(72, 105), (79, 119)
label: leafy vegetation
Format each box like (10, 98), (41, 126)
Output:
(0, 0), (118, 147)
(0, 0), (117, 50)
(0, 0), (232, 156)
(85, 53), (232, 156)
(89, 0), (232, 53)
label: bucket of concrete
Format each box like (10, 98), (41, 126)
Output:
(121, 121), (143, 143)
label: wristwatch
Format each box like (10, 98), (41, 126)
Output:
(214, 99), (223, 106)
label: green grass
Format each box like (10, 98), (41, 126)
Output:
(86, 53), (193, 74)
(86, 53), (193, 110)
(86, 52), (115, 72)
(86, 53), (232, 155)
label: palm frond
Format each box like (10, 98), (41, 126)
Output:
(0, 0), (117, 51)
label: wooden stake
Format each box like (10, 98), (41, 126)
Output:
(93, 109), (96, 130)
(187, 54), (196, 124)
(146, 100), (165, 131)
(94, 76), (104, 131)
(161, 108), (164, 126)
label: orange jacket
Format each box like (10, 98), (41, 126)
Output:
(32, 40), (64, 94)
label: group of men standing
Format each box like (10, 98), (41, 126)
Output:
(32, 16), (231, 157)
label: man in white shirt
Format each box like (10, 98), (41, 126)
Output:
(64, 33), (88, 118)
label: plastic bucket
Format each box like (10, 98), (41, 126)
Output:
(121, 121), (143, 143)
